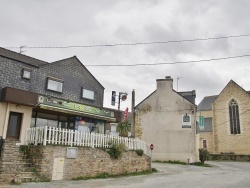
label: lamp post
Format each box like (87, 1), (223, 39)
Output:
(118, 92), (127, 111)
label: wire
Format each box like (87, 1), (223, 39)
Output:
(3, 34), (250, 49)
(85, 54), (250, 67)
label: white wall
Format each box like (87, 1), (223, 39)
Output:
(136, 78), (197, 162)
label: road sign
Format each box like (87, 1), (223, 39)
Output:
(150, 144), (154, 150)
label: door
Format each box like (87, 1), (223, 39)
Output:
(6, 112), (22, 139)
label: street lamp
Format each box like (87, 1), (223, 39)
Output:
(111, 91), (127, 110)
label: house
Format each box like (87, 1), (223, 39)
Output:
(0, 47), (116, 145)
(197, 80), (250, 155)
(135, 76), (197, 163)
(0, 48), (151, 183)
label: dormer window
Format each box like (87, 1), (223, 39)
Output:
(47, 77), (63, 93)
(82, 88), (95, 100)
(22, 68), (31, 79)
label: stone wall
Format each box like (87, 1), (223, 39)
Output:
(0, 139), (20, 184)
(28, 146), (150, 180)
(210, 154), (250, 161)
(213, 81), (250, 154)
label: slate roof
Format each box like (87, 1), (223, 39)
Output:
(197, 95), (218, 111)
(178, 90), (196, 104)
(0, 47), (48, 67)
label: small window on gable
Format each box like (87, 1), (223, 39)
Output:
(22, 68), (31, 79)
(47, 77), (63, 93)
(82, 88), (95, 100)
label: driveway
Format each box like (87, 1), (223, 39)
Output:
(4, 161), (250, 188)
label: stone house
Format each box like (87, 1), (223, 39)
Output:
(135, 76), (197, 163)
(197, 80), (250, 154)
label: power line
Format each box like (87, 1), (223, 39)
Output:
(85, 54), (250, 67)
(3, 34), (250, 49)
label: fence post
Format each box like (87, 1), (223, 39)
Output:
(43, 126), (47, 146)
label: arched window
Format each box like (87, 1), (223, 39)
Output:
(229, 99), (241, 134)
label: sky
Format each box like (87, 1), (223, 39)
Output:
(1, 0), (250, 111)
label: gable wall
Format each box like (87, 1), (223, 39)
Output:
(213, 81), (250, 154)
(135, 80), (197, 162)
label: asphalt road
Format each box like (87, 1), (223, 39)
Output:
(3, 161), (250, 188)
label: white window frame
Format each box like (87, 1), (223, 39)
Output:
(22, 68), (31, 79)
(82, 88), (95, 100)
(47, 77), (63, 93)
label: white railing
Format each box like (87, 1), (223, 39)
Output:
(26, 126), (151, 156)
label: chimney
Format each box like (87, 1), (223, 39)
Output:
(156, 76), (173, 91)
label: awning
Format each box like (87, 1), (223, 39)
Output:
(39, 104), (116, 122)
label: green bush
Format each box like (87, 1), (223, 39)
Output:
(199, 149), (210, 164)
(135, 149), (144, 156)
(107, 143), (126, 159)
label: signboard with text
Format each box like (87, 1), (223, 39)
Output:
(182, 114), (191, 128)
(38, 95), (115, 119)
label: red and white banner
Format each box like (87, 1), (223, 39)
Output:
(123, 107), (129, 121)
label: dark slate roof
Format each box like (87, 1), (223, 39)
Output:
(197, 95), (218, 111)
(0, 47), (48, 67)
(49, 56), (104, 89)
(178, 90), (196, 104)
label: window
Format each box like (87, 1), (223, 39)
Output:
(47, 78), (63, 93)
(202, 140), (207, 149)
(229, 99), (241, 134)
(82, 89), (95, 100)
(22, 68), (31, 79)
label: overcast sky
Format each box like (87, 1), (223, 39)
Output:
(1, 0), (250, 111)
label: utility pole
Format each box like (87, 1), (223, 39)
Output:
(131, 89), (135, 138)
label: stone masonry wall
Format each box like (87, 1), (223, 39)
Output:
(0, 140), (20, 184)
(29, 146), (150, 180)
(213, 81), (250, 154)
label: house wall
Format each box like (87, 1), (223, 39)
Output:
(0, 102), (32, 145)
(135, 78), (197, 163)
(213, 81), (250, 154)
(196, 109), (213, 153)
(0, 56), (104, 107)
(28, 146), (150, 180)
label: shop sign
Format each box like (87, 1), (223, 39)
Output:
(182, 113), (191, 128)
(38, 95), (115, 118)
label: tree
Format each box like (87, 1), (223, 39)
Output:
(117, 120), (130, 137)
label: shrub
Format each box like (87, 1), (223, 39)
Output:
(199, 148), (210, 164)
(135, 149), (144, 156)
(107, 143), (126, 159)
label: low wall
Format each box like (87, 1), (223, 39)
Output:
(210, 154), (250, 161)
(29, 146), (150, 180)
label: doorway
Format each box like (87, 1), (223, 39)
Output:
(6, 112), (22, 139)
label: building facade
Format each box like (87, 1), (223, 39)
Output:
(0, 47), (115, 145)
(135, 76), (197, 163)
(197, 80), (250, 154)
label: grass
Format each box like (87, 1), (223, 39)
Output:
(191, 162), (212, 167)
(153, 160), (212, 167)
(153, 160), (187, 165)
(72, 169), (157, 181)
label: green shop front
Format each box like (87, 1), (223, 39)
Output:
(31, 95), (116, 134)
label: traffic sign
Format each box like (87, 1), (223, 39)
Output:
(150, 144), (154, 150)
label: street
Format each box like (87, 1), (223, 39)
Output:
(4, 161), (250, 188)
